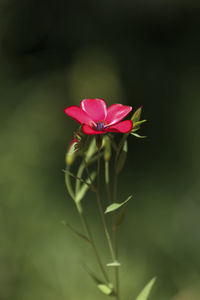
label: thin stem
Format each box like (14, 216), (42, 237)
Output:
(97, 147), (116, 261)
(105, 159), (119, 300)
(79, 213), (110, 283)
(96, 146), (119, 300)
(65, 166), (109, 283)
(115, 133), (129, 166)
(113, 134), (129, 300)
(113, 171), (119, 299)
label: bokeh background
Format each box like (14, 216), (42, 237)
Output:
(1, 1), (200, 299)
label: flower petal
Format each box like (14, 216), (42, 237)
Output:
(82, 124), (105, 135)
(81, 98), (107, 122)
(64, 106), (91, 124)
(105, 104), (132, 126)
(108, 120), (133, 133)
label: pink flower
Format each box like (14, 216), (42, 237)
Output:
(64, 98), (133, 135)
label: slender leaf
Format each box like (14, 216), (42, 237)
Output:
(82, 263), (115, 296)
(135, 277), (156, 300)
(131, 133), (147, 138)
(106, 261), (121, 267)
(132, 120), (147, 133)
(64, 169), (91, 187)
(105, 195), (132, 214)
(97, 283), (114, 295)
(75, 171), (96, 202)
(62, 221), (91, 243)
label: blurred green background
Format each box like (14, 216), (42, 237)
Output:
(1, 1), (200, 299)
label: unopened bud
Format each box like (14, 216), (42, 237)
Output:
(65, 136), (79, 166)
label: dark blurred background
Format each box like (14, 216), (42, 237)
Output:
(1, 1), (200, 299)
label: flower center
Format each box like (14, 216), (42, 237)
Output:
(96, 121), (105, 131)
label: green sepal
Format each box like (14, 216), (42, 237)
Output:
(135, 277), (156, 300)
(62, 221), (91, 243)
(132, 120), (147, 133)
(131, 106), (147, 136)
(131, 106), (143, 123)
(106, 261), (121, 267)
(115, 140), (128, 174)
(104, 195), (132, 214)
(131, 133), (147, 138)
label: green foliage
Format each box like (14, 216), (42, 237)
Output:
(131, 133), (147, 138)
(104, 136), (112, 162)
(131, 106), (147, 137)
(104, 196), (132, 214)
(114, 205), (127, 227)
(131, 106), (143, 123)
(85, 137), (97, 162)
(106, 261), (121, 267)
(62, 221), (91, 243)
(75, 171), (96, 202)
(115, 140), (128, 174)
(135, 278), (156, 300)
(132, 120), (147, 133)
(82, 264), (115, 296)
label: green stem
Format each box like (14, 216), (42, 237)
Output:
(65, 166), (109, 283)
(113, 171), (119, 299)
(105, 159), (119, 300)
(97, 146), (119, 300)
(80, 213), (110, 283)
(105, 161), (111, 204)
(115, 133), (129, 166)
(113, 134), (129, 300)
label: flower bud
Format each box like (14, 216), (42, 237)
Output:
(65, 135), (80, 166)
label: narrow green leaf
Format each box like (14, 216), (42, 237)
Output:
(82, 264), (115, 296)
(62, 221), (91, 243)
(97, 283), (114, 295)
(115, 140), (128, 174)
(135, 277), (156, 300)
(131, 133), (147, 138)
(114, 205), (127, 227)
(133, 120), (147, 126)
(132, 120), (147, 133)
(106, 261), (121, 267)
(105, 195), (132, 214)
(64, 169), (91, 188)
(75, 171), (96, 202)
